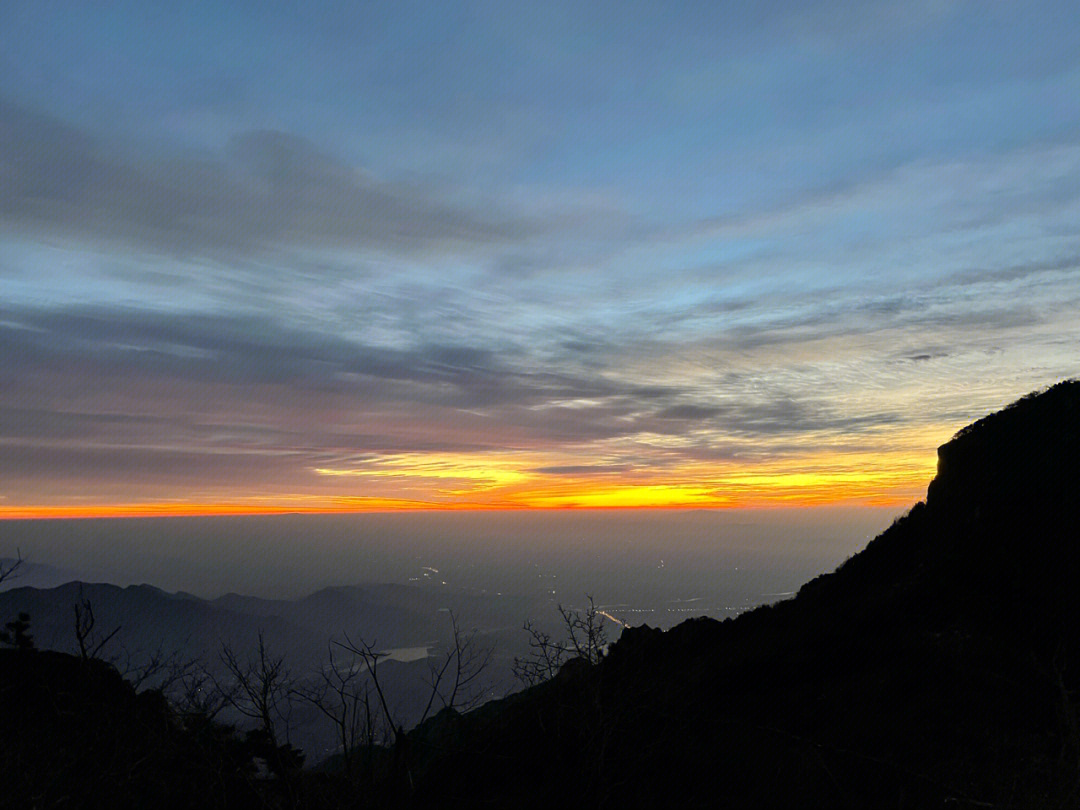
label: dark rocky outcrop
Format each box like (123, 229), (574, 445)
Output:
(401, 380), (1080, 809)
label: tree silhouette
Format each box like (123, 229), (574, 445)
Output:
(73, 587), (121, 661)
(0, 549), (23, 587)
(0, 611), (34, 650)
(513, 595), (609, 686)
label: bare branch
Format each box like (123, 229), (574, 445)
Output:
(173, 659), (235, 720)
(0, 549), (24, 587)
(336, 632), (399, 743)
(73, 588), (121, 661)
(513, 595), (609, 687)
(291, 642), (377, 781)
(439, 612), (493, 714)
(112, 641), (198, 692)
(218, 632), (295, 747)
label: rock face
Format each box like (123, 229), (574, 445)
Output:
(402, 381), (1080, 809)
(927, 379), (1079, 515)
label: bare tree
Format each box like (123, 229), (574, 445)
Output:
(111, 640), (200, 693)
(513, 596), (625, 806)
(291, 642), (380, 783)
(70, 593), (204, 699)
(215, 632), (303, 810)
(217, 632), (296, 750)
(73, 588), (121, 661)
(334, 611), (493, 797)
(0, 549), (23, 587)
(420, 611), (494, 719)
(336, 610), (493, 745)
(334, 633), (395, 738)
(1, 551), (31, 649)
(513, 595), (609, 687)
(511, 621), (564, 686)
(173, 658), (236, 721)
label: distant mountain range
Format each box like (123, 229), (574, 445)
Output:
(0, 558), (79, 591)
(0, 579), (532, 661)
(0, 577), (536, 760)
(3, 380), (1079, 808)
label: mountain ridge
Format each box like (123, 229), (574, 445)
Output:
(2, 381), (1078, 808)
(399, 380), (1080, 808)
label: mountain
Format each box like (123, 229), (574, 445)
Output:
(3, 381), (1079, 808)
(0, 581), (305, 661)
(0, 557), (78, 591)
(399, 380), (1080, 808)
(0, 578), (533, 761)
(0, 580), (529, 663)
(211, 582), (527, 647)
(0, 650), (265, 810)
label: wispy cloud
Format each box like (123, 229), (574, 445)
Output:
(0, 99), (544, 259)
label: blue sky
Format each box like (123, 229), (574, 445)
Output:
(1, 0), (1078, 512)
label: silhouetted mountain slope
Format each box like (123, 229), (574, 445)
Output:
(0, 649), (264, 810)
(0, 580), (532, 771)
(3, 383), (1078, 808)
(402, 381), (1080, 809)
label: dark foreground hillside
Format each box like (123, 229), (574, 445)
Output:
(0, 650), (273, 809)
(402, 380), (1080, 808)
(2, 380), (1079, 809)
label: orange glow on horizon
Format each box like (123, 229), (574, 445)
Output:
(0, 496), (920, 520)
(0, 483), (924, 520)
(0, 424), (946, 519)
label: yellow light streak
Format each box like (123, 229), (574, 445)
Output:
(1, 424), (950, 518)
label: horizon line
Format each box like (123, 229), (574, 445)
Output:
(0, 496), (917, 520)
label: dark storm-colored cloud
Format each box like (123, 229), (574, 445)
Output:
(0, 99), (535, 258)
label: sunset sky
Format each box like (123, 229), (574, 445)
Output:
(2, 0), (1079, 517)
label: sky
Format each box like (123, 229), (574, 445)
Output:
(1, 0), (1079, 517)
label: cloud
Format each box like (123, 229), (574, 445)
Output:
(0, 304), (672, 452)
(0, 441), (307, 487)
(0, 99), (537, 259)
(530, 464), (634, 476)
(654, 404), (726, 421)
(0, 299), (934, 495)
(663, 138), (1080, 261)
(0, 304), (666, 409)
